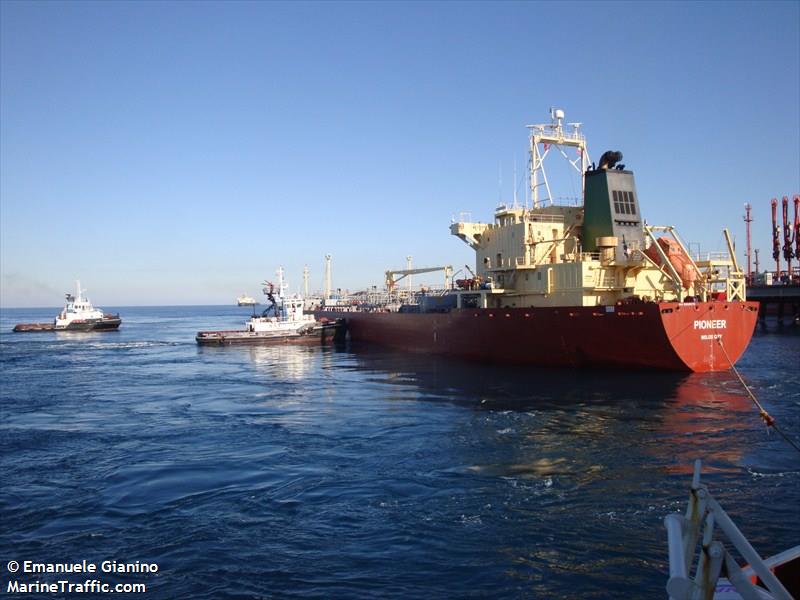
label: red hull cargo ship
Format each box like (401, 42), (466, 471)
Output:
(319, 110), (758, 372)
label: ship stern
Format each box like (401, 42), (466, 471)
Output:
(659, 301), (759, 372)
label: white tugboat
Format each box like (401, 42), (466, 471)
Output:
(197, 267), (341, 346)
(13, 281), (122, 332)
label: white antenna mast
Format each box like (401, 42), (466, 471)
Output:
(527, 107), (590, 208)
(277, 266), (286, 297)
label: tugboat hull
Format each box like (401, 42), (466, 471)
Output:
(321, 301), (758, 372)
(196, 322), (341, 346)
(13, 317), (122, 332)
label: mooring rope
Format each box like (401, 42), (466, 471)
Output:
(717, 338), (800, 454)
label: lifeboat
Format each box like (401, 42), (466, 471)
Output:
(645, 237), (697, 289)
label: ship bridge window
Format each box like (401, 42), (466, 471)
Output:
(613, 190), (637, 215)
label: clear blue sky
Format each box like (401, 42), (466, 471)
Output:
(1, 1), (798, 307)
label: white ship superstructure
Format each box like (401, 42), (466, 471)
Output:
(246, 269), (317, 335)
(449, 109), (745, 310)
(55, 281), (106, 329)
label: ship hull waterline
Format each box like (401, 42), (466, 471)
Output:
(319, 301), (759, 372)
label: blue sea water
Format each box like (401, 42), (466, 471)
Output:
(1, 305), (798, 599)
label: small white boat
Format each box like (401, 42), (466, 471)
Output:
(665, 460), (799, 600)
(199, 274), (340, 346)
(13, 281), (121, 332)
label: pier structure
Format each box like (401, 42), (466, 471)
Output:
(747, 285), (800, 327)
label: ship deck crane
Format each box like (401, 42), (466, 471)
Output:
(385, 265), (453, 291)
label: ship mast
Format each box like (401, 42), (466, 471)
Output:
(527, 108), (590, 208)
(324, 254), (332, 300)
(277, 265), (286, 298)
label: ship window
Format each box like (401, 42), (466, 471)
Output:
(613, 190), (637, 215)
(496, 253), (502, 268)
(626, 192), (636, 214)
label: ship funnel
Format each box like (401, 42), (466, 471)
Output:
(583, 160), (645, 260)
(598, 150), (623, 170)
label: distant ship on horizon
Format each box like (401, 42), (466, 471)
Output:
(236, 294), (258, 307)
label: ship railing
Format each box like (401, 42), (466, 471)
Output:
(252, 314), (309, 324)
(452, 215), (491, 227)
(524, 212), (567, 223)
(514, 251), (601, 267)
(419, 287), (452, 297)
(693, 252), (731, 262)
(541, 196), (582, 208)
(528, 125), (587, 144)
(665, 459), (793, 600)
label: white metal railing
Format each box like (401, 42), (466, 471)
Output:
(525, 212), (566, 223)
(528, 126), (586, 145)
(664, 460), (793, 600)
(451, 217), (490, 227)
(550, 196), (582, 207)
(693, 252), (731, 262)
